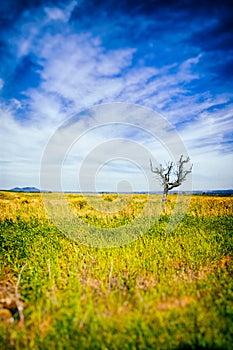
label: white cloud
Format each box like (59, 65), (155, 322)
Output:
(32, 33), (135, 109)
(0, 104), (57, 189)
(191, 151), (233, 190)
(177, 53), (202, 82)
(44, 1), (77, 22)
(180, 104), (233, 153)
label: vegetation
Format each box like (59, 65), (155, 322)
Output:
(0, 191), (232, 349)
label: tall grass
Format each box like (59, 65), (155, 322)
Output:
(0, 192), (232, 349)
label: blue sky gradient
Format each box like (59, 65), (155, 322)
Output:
(0, 0), (232, 191)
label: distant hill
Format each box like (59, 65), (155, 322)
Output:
(193, 189), (233, 196)
(10, 187), (40, 193)
(207, 189), (233, 194)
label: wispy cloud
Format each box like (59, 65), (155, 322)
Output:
(0, 0), (232, 190)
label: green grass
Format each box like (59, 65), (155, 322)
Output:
(0, 192), (232, 349)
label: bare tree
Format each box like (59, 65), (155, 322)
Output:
(150, 155), (193, 202)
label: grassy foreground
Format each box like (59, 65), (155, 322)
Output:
(0, 191), (232, 349)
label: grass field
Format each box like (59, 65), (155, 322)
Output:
(0, 191), (232, 349)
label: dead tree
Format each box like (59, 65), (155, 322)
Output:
(150, 155), (193, 202)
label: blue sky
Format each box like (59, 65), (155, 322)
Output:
(0, 0), (232, 191)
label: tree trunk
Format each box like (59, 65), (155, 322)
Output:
(162, 191), (167, 202)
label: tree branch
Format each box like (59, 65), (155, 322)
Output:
(150, 155), (193, 201)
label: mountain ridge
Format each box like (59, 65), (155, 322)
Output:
(9, 187), (40, 192)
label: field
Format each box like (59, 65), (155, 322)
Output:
(0, 191), (232, 349)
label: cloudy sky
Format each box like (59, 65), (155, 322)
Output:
(0, 0), (232, 191)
